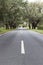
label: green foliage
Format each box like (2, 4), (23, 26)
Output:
(22, 2), (43, 29)
(38, 25), (43, 30)
(0, 0), (23, 29)
(0, 0), (43, 29)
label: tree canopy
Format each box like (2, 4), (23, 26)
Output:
(0, 0), (43, 29)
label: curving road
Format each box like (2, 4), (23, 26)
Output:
(0, 27), (43, 65)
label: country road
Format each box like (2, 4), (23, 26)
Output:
(0, 27), (43, 65)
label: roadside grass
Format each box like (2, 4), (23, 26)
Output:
(0, 27), (15, 34)
(26, 27), (43, 34)
(31, 29), (43, 34)
(0, 27), (42, 34)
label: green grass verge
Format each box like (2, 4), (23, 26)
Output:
(32, 29), (43, 34)
(0, 27), (15, 34)
(26, 27), (43, 34)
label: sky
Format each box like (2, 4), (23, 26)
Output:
(28, 0), (43, 2)
(23, 0), (43, 2)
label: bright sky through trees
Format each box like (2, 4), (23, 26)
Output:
(23, 0), (43, 2)
(28, 0), (43, 2)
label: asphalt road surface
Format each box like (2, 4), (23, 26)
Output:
(0, 27), (43, 65)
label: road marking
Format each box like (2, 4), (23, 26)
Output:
(21, 40), (25, 54)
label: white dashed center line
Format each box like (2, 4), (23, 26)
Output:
(21, 40), (25, 54)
